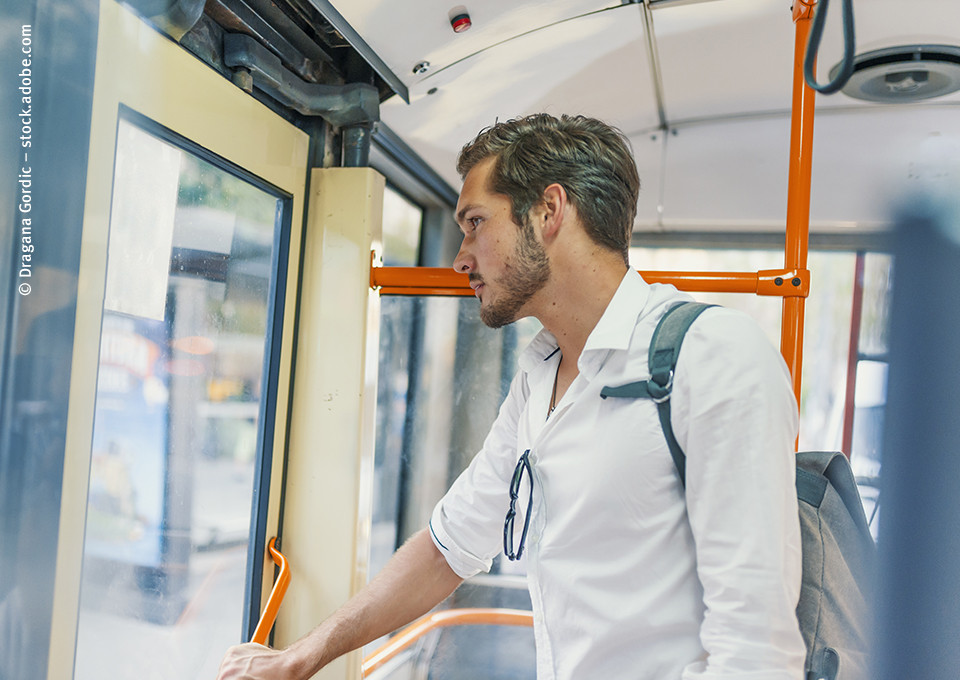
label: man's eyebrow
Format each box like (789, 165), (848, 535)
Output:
(455, 204), (478, 224)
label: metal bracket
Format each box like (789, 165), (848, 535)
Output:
(223, 32), (380, 129)
(757, 269), (810, 297)
(792, 0), (819, 22)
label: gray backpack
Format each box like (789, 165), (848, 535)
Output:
(601, 302), (875, 680)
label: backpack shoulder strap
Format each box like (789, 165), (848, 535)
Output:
(600, 301), (715, 487)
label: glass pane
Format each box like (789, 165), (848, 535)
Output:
(851, 252), (893, 539)
(370, 295), (417, 576)
(797, 250), (856, 451)
(370, 187), (424, 579)
(858, 253), (893, 358)
(73, 119), (284, 679)
(382, 187), (423, 266)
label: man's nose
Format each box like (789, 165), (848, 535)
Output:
(453, 242), (474, 273)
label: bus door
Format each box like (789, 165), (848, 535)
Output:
(42, 3), (310, 678)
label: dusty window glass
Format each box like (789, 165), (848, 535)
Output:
(73, 118), (284, 679)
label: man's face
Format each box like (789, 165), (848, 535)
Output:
(453, 157), (551, 329)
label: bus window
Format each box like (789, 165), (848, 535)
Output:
(372, 186), (424, 578)
(629, 245), (892, 460)
(848, 252), (893, 537)
(629, 246), (786, 346)
(73, 117), (289, 679)
(381, 187), (423, 267)
(371, 292), (540, 674)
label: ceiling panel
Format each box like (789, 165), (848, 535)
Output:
(808, 106), (960, 227)
(658, 116), (791, 231)
(380, 7), (658, 191)
(644, 103), (960, 232)
(655, 0), (795, 123)
(326, 0), (621, 90)
(625, 132), (665, 229)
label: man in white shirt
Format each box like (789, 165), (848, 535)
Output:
(217, 114), (805, 679)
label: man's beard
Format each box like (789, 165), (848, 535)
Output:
(476, 221), (551, 329)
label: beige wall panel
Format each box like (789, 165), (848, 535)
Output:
(278, 167), (384, 679)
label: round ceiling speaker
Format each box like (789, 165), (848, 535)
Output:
(833, 44), (960, 103)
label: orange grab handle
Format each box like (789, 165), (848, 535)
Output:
(361, 608), (534, 677)
(251, 537), (291, 645)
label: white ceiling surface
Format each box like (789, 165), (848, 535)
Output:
(333, 0), (960, 232)
(331, 0), (622, 90)
(377, 8), (665, 223)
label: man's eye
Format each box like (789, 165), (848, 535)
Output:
(469, 217), (482, 229)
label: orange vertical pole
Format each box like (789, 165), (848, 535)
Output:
(782, 2), (818, 413)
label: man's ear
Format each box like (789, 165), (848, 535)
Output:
(539, 183), (567, 240)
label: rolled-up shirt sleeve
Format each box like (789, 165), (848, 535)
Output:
(673, 309), (806, 680)
(429, 371), (529, 579)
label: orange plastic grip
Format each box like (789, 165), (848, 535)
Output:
(251, 537), (291, 645)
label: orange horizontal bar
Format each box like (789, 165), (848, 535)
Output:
(378, 286), (474, 297)
(371, 266), (809, 298)
(371, 266), (469, 293)
(362, 608), (533, 677)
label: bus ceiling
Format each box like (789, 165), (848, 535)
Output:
(123, 0), (960, 230)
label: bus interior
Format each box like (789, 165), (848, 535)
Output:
(1, 0), (959, 678)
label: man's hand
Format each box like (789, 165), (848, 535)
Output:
(216, 642), (294, 680)
(214, 530), (462, 679)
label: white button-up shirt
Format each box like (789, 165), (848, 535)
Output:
(429, 270), (805, 679)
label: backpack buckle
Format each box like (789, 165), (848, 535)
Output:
(648, 370), (674, 403)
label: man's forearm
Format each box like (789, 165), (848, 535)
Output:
(216, 529), (463, 680)
(284, 528), (463, 678)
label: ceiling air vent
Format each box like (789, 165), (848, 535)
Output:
(832, 45), (960, 103)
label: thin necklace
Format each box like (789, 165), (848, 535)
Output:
(548, 357), (560, 419)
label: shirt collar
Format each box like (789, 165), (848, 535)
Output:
(517, 269), (651, 376)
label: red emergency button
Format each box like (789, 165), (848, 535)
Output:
(451, 11), (471, 33)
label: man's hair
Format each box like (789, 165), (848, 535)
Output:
(456, 113), (640, 264)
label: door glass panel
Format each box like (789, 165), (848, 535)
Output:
(73, 117), (285, 679)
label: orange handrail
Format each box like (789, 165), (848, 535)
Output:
(782, 4), (817, 408)
(371, 265), (809, 298)
(361, 607), (534, 677)
(251, 537), (291, 645)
